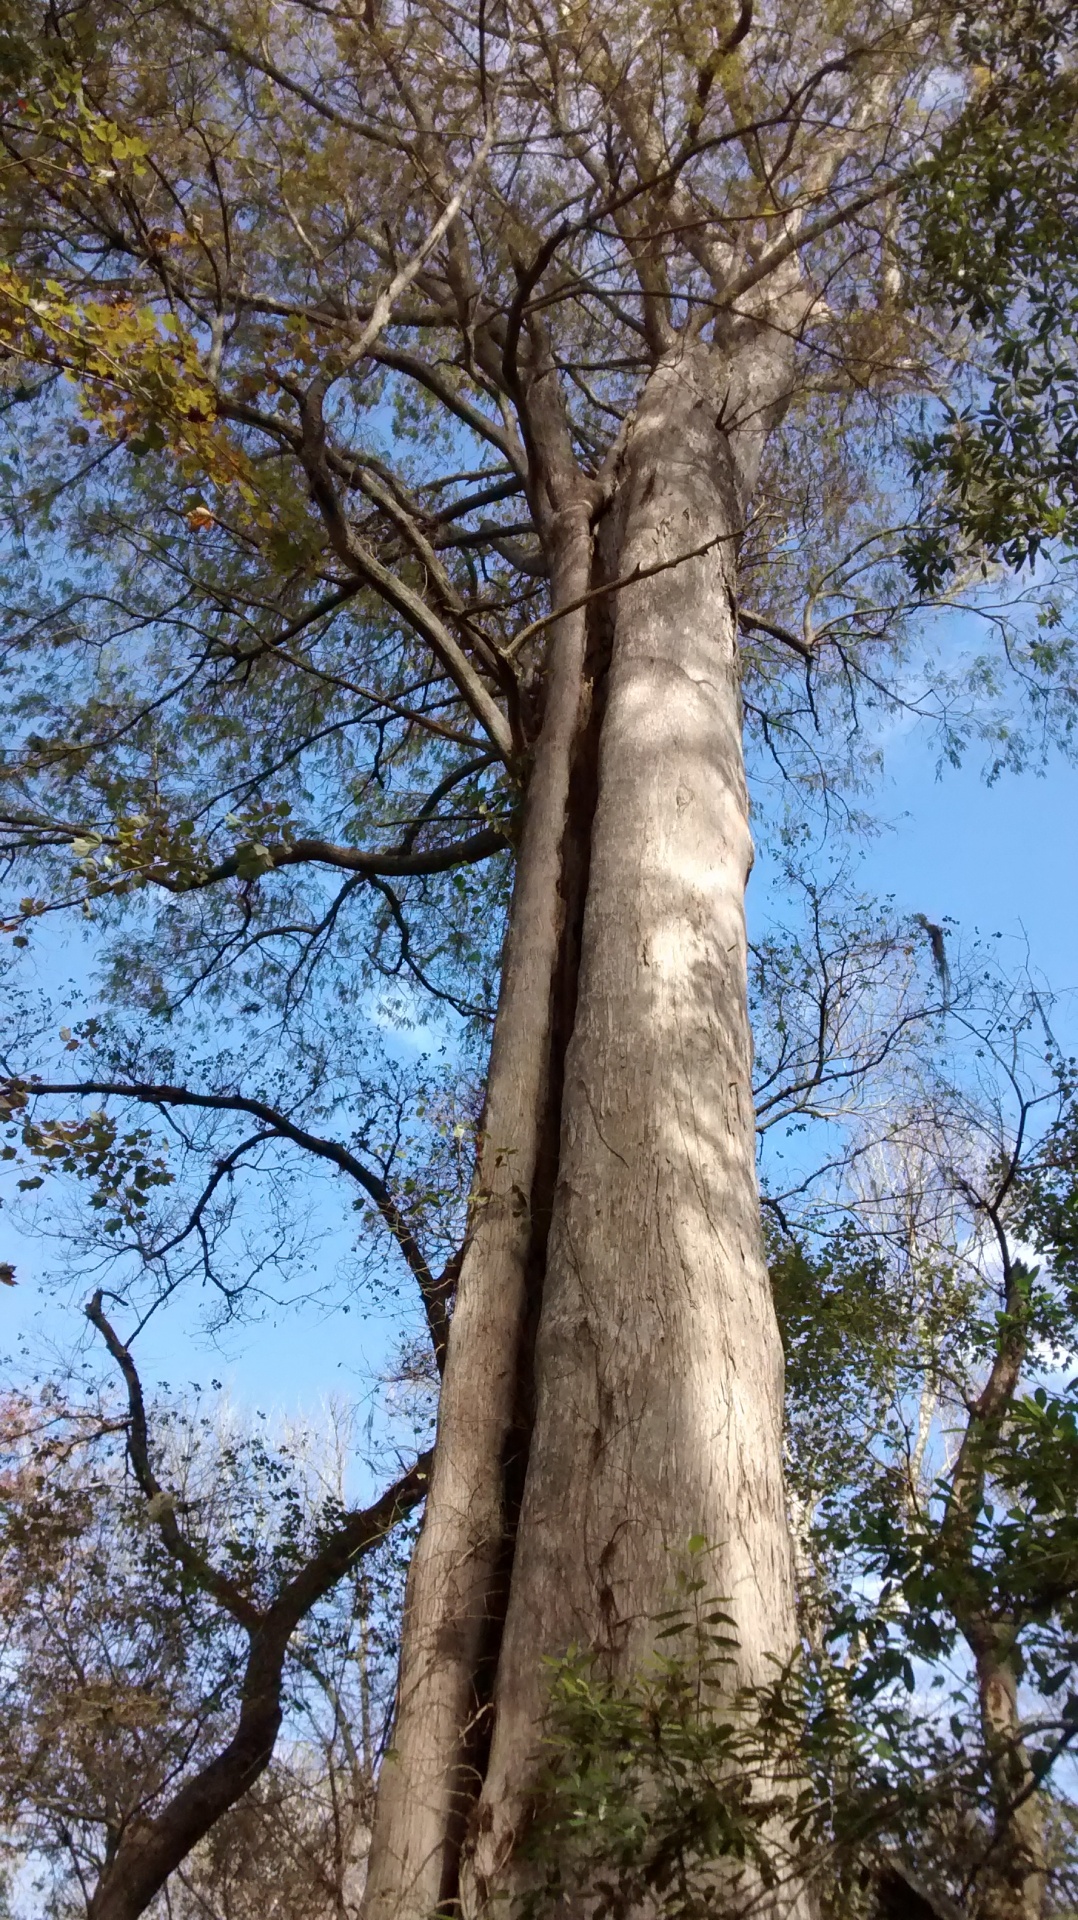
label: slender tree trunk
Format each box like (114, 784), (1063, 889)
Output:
(967, 1620), (1046, 1920)
(935, 1261), (1045, 1920)
(364, 332), (807, 1920)
(360, 503), (597, 1920)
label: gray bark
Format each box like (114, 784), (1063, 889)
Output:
(363, 332), (808, 1920)
(968, 1622), (1046, 1920)
(466, 339), (803, 1912)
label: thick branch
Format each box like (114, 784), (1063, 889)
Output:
(214, 397), (517, 759)
(720, 177), (903, 308)
(302, 462), (517, 761)
(181, 825), (510, 890)
(738, 607), (814, 661)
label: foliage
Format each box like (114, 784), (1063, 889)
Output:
(776, 1009), (1078, 1915)
(521, 1547), (977, 1920)
(520, 1547), (804, 1920)
(906, 1), (1078, 587)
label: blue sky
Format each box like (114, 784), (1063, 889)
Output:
(852, 728), (1078, 1008)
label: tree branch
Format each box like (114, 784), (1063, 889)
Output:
(85, 1291), (262, 1631)
(738, 607), (814, 662)
(81, 1388), (430, 1920)
(180, 825), (511, 890)
(27, 1080), (448, 1366)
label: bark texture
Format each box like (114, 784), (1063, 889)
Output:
(969, 1623), (1046, 1920)
(361, 504), (597, 1920)
(365, 331), (808, 1920)
(467, 339), (802, 1910)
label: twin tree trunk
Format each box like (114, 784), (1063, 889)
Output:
(363, 333), (805, 1920)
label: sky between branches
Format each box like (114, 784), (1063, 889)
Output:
(3, 694), (1075, 1429)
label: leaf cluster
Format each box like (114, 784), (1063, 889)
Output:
(906, 1), (1078, 585)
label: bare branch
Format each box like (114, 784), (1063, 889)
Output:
(29, 1080), (449, 1365)
(85, 1291), (263, 1631)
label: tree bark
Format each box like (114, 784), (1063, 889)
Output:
(466, 339), (803, 1913)
(967, 1620), (1046, 1920)
(360, 499), (598, 1920)
(364, 332), (807, 1920)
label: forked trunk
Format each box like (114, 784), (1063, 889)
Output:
(466, 342), (801, 1911)
(363, 335), (806, 1920)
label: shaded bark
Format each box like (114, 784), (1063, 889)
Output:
(874, 1864), (962, 1920)
(359, 496), (598, 1920)
(966, 1620), (1046, 1920)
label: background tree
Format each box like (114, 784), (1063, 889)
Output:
(774, 987), (1078, 1920)
(0, 1313), (426, 1920)
(0, 1380), (417, 1920)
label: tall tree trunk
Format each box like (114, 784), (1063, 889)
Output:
(466, 339), (803, 1912)
(364, 333), (806, 1920)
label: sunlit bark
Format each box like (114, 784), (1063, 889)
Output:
(365, 330), (812, 1918)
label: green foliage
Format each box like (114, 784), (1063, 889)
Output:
(906, 1), (1078, 586)
(1, 1069), (173, 1238)
(518, 1540), (996, 1920)
(520, 1547), (799, 1920)
(769, 1042), (1078, 1910)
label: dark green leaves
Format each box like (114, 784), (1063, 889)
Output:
(905, 3), (1078, 586)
